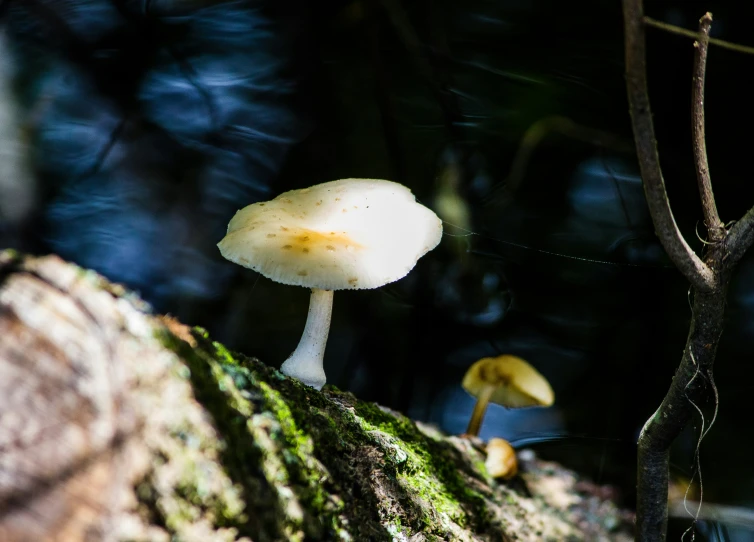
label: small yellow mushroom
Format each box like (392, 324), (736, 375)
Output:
(462, 355), (554, 437)
(485, 438), (518, 480)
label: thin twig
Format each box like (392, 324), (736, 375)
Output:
(644, 16), (754, 56)
(691, 13), (723, 240)
(623, 0), (715, 292)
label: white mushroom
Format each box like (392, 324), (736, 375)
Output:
(218, 178), (443, 390)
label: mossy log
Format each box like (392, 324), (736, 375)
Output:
(0, 252), (634, 542)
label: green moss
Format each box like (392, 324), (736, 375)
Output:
(153, 326), (512, 540)
(212, 341), (241, 367)
(253, 379), (335, 514)
(154, 330), (268, 536)
(193, 326), (210, 339)
(155, 328), (352, 541)
(352, 402), (494, 535)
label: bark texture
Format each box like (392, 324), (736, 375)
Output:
(0, 252), (634, 542)
(621, 3), (754, 539)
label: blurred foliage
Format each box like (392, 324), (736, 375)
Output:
(3, 1), (754, 538)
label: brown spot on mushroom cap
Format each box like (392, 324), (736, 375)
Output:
(282, 245), (293, 250)
(297, 270), (308, 276)
(267, 233), (276, 238)
(269, 228), (361, 255)
(348, 277), (358, 285)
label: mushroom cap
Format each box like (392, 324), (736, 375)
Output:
(462, 355), (554, 408)
(218, 179), (443, 290)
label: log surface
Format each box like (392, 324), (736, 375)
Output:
(0, 252), (633, 541)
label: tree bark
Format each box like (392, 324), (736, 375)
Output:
(0, 252), (634, 542)
(621, 2), (754, 539)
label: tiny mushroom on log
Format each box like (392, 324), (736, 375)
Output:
(462, 355), (554, 437)
(218, 178), (443, 390)
(485, 437), (518, 480)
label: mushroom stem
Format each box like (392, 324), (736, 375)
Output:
(466, 384), (496, 437)
(280, 288), (334, 390)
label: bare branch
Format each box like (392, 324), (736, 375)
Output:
(625, 7), (754, 542)
(692, 13), (724, 240)
(725, 206), (754, 267)
(644, 16), (754, 56)
(622, 0), (715, 292)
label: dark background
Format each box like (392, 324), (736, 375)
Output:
(2, 1), (754, 539)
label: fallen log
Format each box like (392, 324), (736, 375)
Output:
(0, 251), (633, 541)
